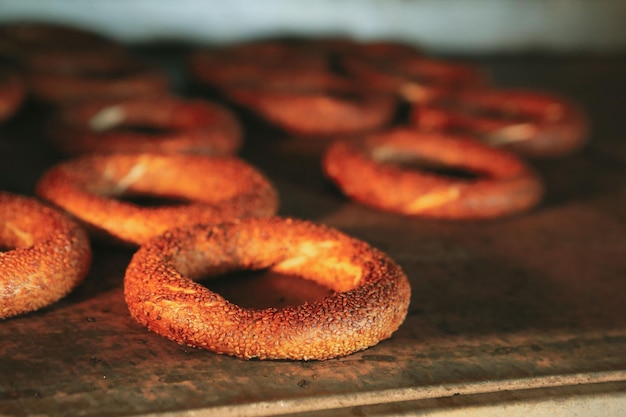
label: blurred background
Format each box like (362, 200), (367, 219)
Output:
(1, 0), (625, 53)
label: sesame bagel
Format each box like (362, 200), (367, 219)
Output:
(47, 95), (242, 156)
(412, 89), (589, 157)
(0, 192), (91, 319)
(124, 217), (411, 360)
(323, 127), (543, 219)
(35, 153), (278, 246)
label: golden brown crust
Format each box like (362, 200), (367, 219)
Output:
(46, 95), (242, 156)
(124, 217), (411, 360)
(188, 38), (421, 91)
(322, 127), (544, 219)
(189, 41), (397, 136)
(229, 86), (397, 136)
(35, 153), (279, 246)
(412, 89), (590, 157)
(0, 192), (91, 319)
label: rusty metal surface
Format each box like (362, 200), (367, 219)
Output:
(1, 53), (626, 416)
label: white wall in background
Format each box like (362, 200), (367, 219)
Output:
(0, 0), (625, 53)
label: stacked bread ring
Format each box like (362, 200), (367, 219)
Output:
(0, 192), (91, 319)
(124, 217), (411, 360)
(188, 37), (589, 221)
(188, 40), (329, 89)
(35, 153), (279, 246)
(323, 127), (544, 219)
(45, 95), (243, 156)
(411, 89), (589, 157)
(228, 83), (397, 137)
(189, 40), (398, 136)
(0, 21), (169, 104)
(339, 53), (488, 103)
(27, 62), (169, 104)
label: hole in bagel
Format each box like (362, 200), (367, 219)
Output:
(117, 193), (192, 208)
(375, 150), (479, 180)
(113, 125), (176, 136)
(200, 269), (335, 309)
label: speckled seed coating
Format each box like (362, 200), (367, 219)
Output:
(124, 217), (411, 360)
(47, 95), (242, 156)
(35, 153), (279, 246)
(322, 128), (544, 219)
(0, 69), (25, 124)
(412, 89), (589, 157)
(0, 192), (91, 319)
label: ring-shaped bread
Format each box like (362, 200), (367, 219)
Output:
(340, 55), (487, 103)
(19, 43), (133, 74)
(190, 40), (398, 136)
(124, 217), (411, 360)
(229, 87), (397, 136)
(0, 192), (91, 319)
(47, 95), (242, 156)
(27, 61), (169, 104)
(322, 127), (544, 219)
(411, 89), (589, 157)
(188, 41), (328, 90)
(35, 153), (279, 246)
